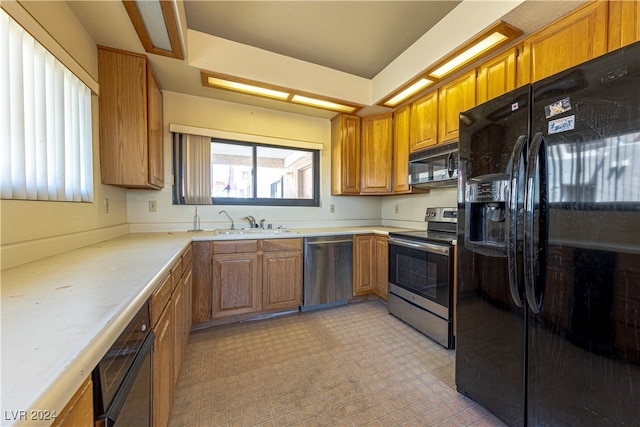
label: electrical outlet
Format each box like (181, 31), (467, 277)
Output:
(103, 198), (109, 214)
(395, 204), (400, 214)
(149, 201), (157, 212)
(330, 204), (335, 213)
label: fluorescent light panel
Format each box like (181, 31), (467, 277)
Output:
(203, 72), (359, 114)
(207, 77), (290, 100)
(429, 32), (508, 78)
(134, 0), (172, 51)
(291, 95), (356, 113)
(122, 0), (184, 59)
(384, 78), (433, 107)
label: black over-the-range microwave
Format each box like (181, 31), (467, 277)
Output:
(408, 141), (458, 188)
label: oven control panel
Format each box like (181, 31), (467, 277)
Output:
(425, 207), (457, 223)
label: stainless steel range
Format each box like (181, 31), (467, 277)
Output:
(388, 207), (457, 349)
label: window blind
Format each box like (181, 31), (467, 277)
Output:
(1, 9), (93, 202)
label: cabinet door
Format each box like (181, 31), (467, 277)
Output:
(262, 251), (302, 310)
(182, 266), (193, 342)
(147, 67), (164, 188)
(476, 47), (517, 105)
(519, 1), (608, 84)
(331, 114), (361, 195)
(409, 91), (438, 152)
(152, 304), (173, 427)
(172, 278), (184, 385)
(212, 253), (259, 318)
(51, 377), (93, 427)
(361, 113), (393, 194)
(438, 69), (476, 144)
(191, 241), (212, 324)
(353, 234), (375, 296)
(608, 1), (640, 51)
(374, 235), (389, 300)
(98, 47), (163, 189)
(392, 105), (411, 193)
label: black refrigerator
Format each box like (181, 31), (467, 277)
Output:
(456, 41), (640, 426)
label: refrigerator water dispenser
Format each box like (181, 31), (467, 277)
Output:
(464, 174), (510, 257)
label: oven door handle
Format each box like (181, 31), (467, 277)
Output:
(388, 237), (451, 256)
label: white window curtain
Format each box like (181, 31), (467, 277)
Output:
(181, 134), (212, 205)
(0, 9), (93, 202)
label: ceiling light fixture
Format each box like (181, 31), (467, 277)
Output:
(290, 95), (357, 113)
(201, 71), (361, 114)
(383, 78), (434, 107)
(206, 77), (290, 100)
(123, 0), (184, 60)
(379, 21), (521, 108)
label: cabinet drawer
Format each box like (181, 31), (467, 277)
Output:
(171, 257), (183, 287)
(150, 273), (172, 327)
(181, 244), (193, 269)
(262, 238), (303, 252)
(213, 240), (259, 254)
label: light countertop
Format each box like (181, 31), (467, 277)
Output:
(0, 226), (415, 425)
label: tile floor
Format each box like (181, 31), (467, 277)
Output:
(169, 300), (505, 427)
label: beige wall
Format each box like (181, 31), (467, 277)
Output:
(0, 2), (129, 269)
(127, 91), (383, 232)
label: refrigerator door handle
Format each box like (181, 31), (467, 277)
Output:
(506, 135), (527, 308)
(524, 132), (549, 313)
(447, 152), (455, 178)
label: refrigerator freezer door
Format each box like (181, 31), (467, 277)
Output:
(456, 84), (531, 427)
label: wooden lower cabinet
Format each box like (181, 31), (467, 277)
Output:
(373, 235), (389, 300)
(262, 238), (302, 312)
(193, 238), (304, 323)
(152, 301), (173, 427)
(51, 376), (93, 427)
(353, 234), (375, 296)
(353, 234), (389, 299)
(192, 241), (213, 323)
(150, 245), (192, 427)
(212, 252), (260, 318)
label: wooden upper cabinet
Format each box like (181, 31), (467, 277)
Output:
(331, 114), (361, 195)
(98, 46), (164, 189)
(518, 1), (608, 85)
(476, 47), (518, 105)
(608, 0), (640, 51)
(392, 105), (411, 194)
(438, 69), (476, 144)
(409, 91), (438, 152)
(361, 113), (393, 194)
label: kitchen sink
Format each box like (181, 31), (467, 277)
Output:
(213, 228), (296, 236)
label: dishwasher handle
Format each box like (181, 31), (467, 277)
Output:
(306, 238), (353, 245)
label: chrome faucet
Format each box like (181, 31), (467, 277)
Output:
(243, 215), (257, 228)
(218, 210), (235, 230)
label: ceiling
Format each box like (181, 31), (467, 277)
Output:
(184, 1), (461, 80)
(67, 1), (587, 119)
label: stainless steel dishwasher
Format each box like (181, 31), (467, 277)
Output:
(302, 235), (353, 312)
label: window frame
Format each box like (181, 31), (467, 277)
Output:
(173, 136), (321, 207)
